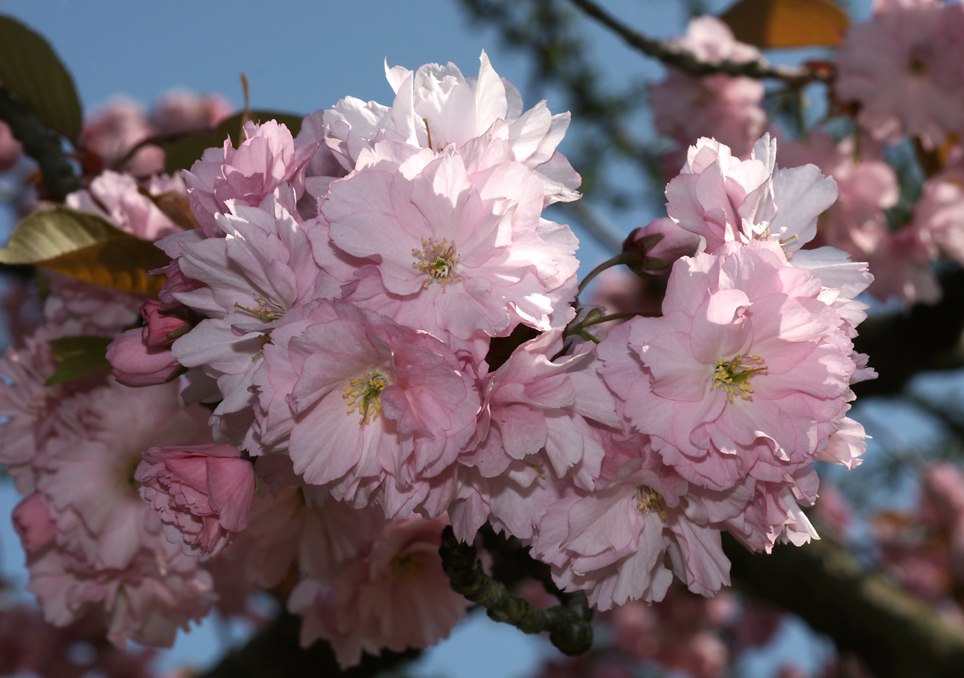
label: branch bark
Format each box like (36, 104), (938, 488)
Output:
(851, 267), (964, 398)
(0, 85), (80, 202)
(725, 534), (964, 678)
(200, 610), (418, 678)
(566, 0), (830, 85)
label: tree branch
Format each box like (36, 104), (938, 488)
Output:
(851, 267), (964, 398)
(0, 85), (80, 202)
(566, 0), (830, 85)
(725, 534), (964, 678)
(200, 609), (418, 678)
(440, 525), (594, 655)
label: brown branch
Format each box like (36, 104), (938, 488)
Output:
(200, 609), (418, 678)
(851, 267), (964, 398)
(725, 534), (964, 678)
(566, 0), (830, 85)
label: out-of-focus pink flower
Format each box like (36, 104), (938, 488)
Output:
(106, 327), (182, 387)
(649, 17), (766, 159)
(13, 492), (57, 555)
(66, 171), (184, 241)
(288, 515), (469, 668)
(150, 90), (232, 134)
(136, 443), (256, 559)
(81, 97), (162, 176)
(835, 0), (964, 148)
(913, 171), (964, 267)
(0, 120), (22, 171)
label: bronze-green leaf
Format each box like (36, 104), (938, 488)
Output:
(720, 0), (850, 49)
(46, 335), (113, 386)
(0, 15), (83, 140)
(0, 206), (170, 296)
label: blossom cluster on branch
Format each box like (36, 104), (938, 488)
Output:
(0, 40), (878, 669)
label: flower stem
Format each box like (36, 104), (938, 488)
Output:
(577, 252), (635, 298)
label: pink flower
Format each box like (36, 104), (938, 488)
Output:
(0, 120), (22, 171)
(299, 52), (580, 205)
(913, 170), (964, 267)
(288, 516), (469, 668)
(66, 171), (184, 241)
(106, 327), (182, 387)
(37, 378), (211, 571)
(135, 443), (256, 559)
(835, 0), (964, 148)
(81, 97), (162, 176)
(534, 449), (748, 609)
(150, 89), (232, 134)
(665, 136), (838, 256)
(649, 17), (766, 158)
(322, 140), (578, 341)
(598, 240), (863, 491)
(13, 492), (57, 555)
(253, 299), (481, 518)
(183, 120), (318, 237)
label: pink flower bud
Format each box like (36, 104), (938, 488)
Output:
(622, 217), (700, 276)
(135, 443), (256, 559)
(106, 327), (182, 387)
(140, 300), (189, 348)
(12, 492), (57, 555)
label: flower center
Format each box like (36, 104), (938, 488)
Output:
(235, 295), (284, 323)
(712, 353), (767, 402)
(343, 371), (388, 426)
(412, 237), (461, 289)
(392, 554), (422, 579)
(636, 487), (666, 517)
(115, 451), (143, 496)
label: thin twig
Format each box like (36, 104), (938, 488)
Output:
(567, 0), (831, 85)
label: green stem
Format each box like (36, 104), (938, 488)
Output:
(577, 252), (634, 298)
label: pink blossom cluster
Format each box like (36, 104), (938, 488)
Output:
(0, 52), (875, 665)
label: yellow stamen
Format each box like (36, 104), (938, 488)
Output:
(712, 353), (768, 402)
(234, 295), (283, 323)
(636, 487), (667, 517)
(412, 237), (461, 289)
(343, 371), (388, 425)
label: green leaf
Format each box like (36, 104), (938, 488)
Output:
(163, 110), (305, 174)
(45, 336), (112, 386)
(0, 206), (170, 296)
(0, 15), (83, 140)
